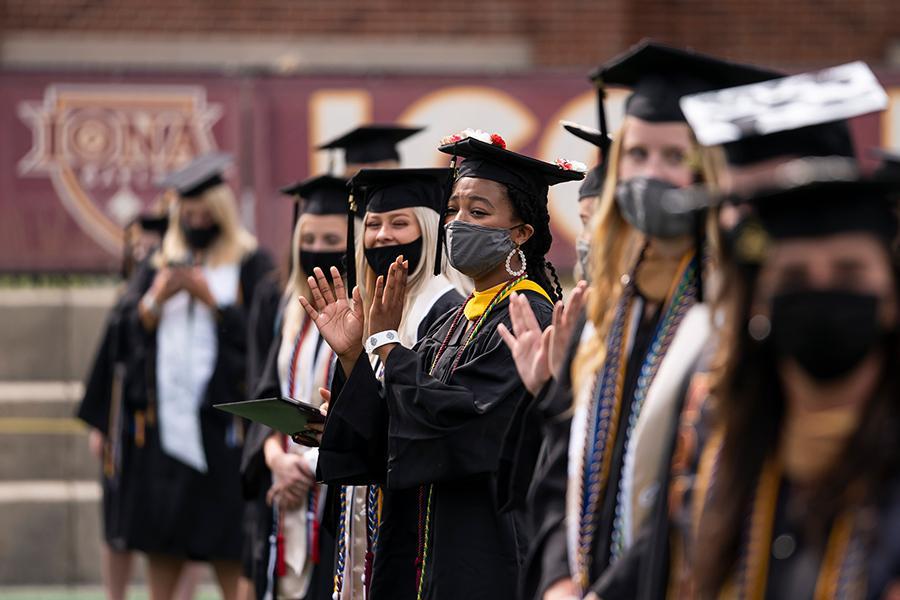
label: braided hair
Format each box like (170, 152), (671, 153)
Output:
(505, 184), (564, 303)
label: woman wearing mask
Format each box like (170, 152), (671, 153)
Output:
(687, 174), (900, 598)
(241, 175), (349, 600)
(314, 168), (465, 600)
(303, 132), (582, 600)
(498, 42), (778, 600)
(123, 153), (274, 600)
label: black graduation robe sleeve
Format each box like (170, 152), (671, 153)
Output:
(247, 274), (282, 398)
(316, 357), (389, 486)
(520, 312), (587, 600)
(240, 328), (283, 498)
(316, 288), (464, 487)
(380, 292), (553, 490)
(77, 309), (118, 433)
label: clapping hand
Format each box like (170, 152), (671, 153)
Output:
(497, 281), (589, 396)
(369, 257), (408, 363)
(299, 267), (365, 362)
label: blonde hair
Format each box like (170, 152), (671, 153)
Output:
(356, 206), (469, 346)
(571, 118), (722, 394)
(280, 213), (318, 342)
(155, 184), (257, 268)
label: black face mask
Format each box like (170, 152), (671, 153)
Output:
(181, 223), (221, 250)
(364, 237), (423, 279)
(770, 290), (883, 381)
(300, 250), (345, 282)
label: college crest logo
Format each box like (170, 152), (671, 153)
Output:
(17, 84), (222, 254)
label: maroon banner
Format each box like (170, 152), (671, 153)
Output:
(2, 70), (899, 273)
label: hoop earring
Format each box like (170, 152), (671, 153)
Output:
(505, 247), (527, 277)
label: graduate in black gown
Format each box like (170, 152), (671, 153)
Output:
(303, 132), (583, 600)
(690, 171), (900, 599)
(591, 62), (891, 600)
(311, 168), (466, 600)
(241, 175), (350, 600)
(77, 212), (169, 600)
(501, 41), (778, 600)
(121, 153), (274, 600)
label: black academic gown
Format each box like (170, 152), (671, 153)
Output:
(116, 249), (274, 560)
(520, 313), (585, 600)
(318, 288), (462, 600)
(320, 289), (552, 600)
(240, 275), (283, 590)
(76, 271), (148, 550)
(523, 295), (667, 599)
(241, 281), (338, 600)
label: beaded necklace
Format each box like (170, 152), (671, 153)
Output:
(415, 275), (527, 600)
(729, 459), (863, 600)
(574, 252), (698, 590)
(333, 486), (348, 598)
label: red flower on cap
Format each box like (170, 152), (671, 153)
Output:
(555, 158), (588, 172)
(440, 128), (507, 148)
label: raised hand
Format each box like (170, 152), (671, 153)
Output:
(299, 266), (364, 360)
(369, 257), (408, 363)
(548, 280), (588, 380)
(497, 292), (554, 396)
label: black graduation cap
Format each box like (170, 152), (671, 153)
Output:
(318, 124), (424, 165)
(752, 176), (899, 243)
(280, 174), (349, 229)
(344, 167), (454, 288)
(579, 164), (607, 199)
(588, 40), (781, 143)
(438, 136), (585, 199)
(437, 135), (585, 275)
(137, 214), (170, 235)
(157, 152), (232, 198)
(724, 161), (900, 263)
(722, 122), (855, 167)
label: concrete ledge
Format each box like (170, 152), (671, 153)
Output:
(0, 495), (101, 584)
(0, 429), (96, 481)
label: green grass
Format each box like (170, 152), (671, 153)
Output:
(0, 586), (222, 600)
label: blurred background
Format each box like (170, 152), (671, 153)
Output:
(1, 1), (899, 597)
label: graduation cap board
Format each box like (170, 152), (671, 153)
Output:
(280, 174), (349, 229)
(318, 124), (424, 165)
(680, 62), (887, 148)
(588, 39), (781, 144)
(215, 397), (325, 441)
(560, 120), (612, 151)
(157, 152), (233, 198)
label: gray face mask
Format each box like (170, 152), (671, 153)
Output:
(575, 237), (592, 283)
(615, 177), (697, 239)
(445, 220), (515, 279)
